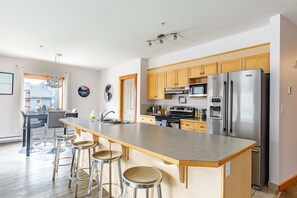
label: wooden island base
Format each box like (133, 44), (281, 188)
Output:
(75, 129), (252, 198)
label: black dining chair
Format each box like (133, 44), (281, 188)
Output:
(19, 111), (46, 154)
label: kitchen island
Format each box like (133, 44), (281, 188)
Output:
(60, 117), (256, 198)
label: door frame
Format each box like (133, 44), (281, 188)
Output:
(119, 73), (137, 122)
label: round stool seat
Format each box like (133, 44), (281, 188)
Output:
(72, 141), (97, 149)
(92, 150), (122, 163)
(56, 134), (76, 141)
(123, 166), (162, 187)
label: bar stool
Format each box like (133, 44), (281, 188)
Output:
(68, 141), (97, 198)
(52, 134), (77, 180)
(122, 166), (162, 198)
(43, 111), (66, 154)
(87, 150), (123, 198)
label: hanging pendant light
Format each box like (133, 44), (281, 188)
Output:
(47, 53), (63, 88)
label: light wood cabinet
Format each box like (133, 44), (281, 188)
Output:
(148, 72), (170, 100)
(148, 74), (156, 100)
(193, 122), (207, 133)
(218, 59), (242, 73)
(166, 68), (189, 88)
(180, 119), (207, 133)
(189, 63), (218, 78)
(242, 53), (270, 73)
(180, 120), (194, 131)
(139, 115), (155, 125)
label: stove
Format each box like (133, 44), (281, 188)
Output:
(155, 106), (196, 128)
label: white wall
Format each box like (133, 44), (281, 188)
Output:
(0, 55), (100, 138)
(269, 15), (281, 186)
(270, 15), (297, 185)
(99, 58), (151, 120)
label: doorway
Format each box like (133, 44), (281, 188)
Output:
(119, 74), (137, 122)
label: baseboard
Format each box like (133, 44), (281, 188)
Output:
(0, 135), (22, 144)
(279, 173), (297, 191)
(268, 181), (279, 191)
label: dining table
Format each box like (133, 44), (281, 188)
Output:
(24, 111), (78, 156)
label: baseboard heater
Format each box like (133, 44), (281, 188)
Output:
(0, 135), (22, 144)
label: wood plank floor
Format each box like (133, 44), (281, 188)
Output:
(0, 142), (110, 198)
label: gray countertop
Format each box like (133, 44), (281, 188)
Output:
(61, 118), (256, 167)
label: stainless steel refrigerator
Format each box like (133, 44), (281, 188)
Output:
(207, 69), (268, 190)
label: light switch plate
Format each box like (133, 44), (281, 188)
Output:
(225, 161), (231, 177)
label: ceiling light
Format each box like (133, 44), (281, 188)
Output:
(146, 32), (179, 47)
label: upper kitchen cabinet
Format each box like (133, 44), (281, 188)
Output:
(166, 68), (189, 88)
(242, 53), (270, 73)
(218, 58), (242, 73)
(148, 72), (170, 100)
(189, 63), (218, 78)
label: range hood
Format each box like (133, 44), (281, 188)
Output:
(164, 87), (189, 95)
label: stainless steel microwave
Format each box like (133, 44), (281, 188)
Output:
(189, 83), (207, 97)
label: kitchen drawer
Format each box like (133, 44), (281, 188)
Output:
(180, 120), (194, 131)
(194, 122), (207, 132)
(139, 115), (155, 125)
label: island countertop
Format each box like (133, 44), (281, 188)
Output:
(60, 117), (256, 167)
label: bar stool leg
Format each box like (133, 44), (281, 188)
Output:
(52, 139), (62, 180)
(146, 189), (149, 198)
(87, 161), (96, 196)
(157, 184), (162, 198)
(133, 188), (137, 198)
(88, 149), (92, 175)
(68, 149), (76, 188)
(74, 150), (81, 198)
(109, 161), (112, 198)
(122, 185), (127, 198)
(99, 163), (104, 198)
(118, 160), (123, 192)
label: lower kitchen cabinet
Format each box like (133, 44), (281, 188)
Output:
(139, 115), (156, 125)
(180, 119), (207, 133)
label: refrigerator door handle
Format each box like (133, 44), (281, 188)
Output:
(223, 81), (227, 131)
(229, 80), (233, 133)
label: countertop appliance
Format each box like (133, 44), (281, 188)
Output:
(155, 106), (195, 128)
(189, 83), (207, 97)
(207, 69), (269, 190)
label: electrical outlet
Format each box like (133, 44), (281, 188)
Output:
(225, 161), (231, 177)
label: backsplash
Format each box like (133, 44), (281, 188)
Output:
(140, 94), (207, 115)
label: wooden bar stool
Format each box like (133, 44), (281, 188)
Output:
(52, 134), (76, 180)
(87, 150), (123, 198)
(68, 141), (97, 198)
(122, 166), (162, 198)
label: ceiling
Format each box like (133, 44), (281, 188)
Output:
(0, 0), (297, 70)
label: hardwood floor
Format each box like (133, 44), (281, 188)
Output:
(0, 142), (109, 198)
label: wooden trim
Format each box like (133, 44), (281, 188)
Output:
(119, 73), (137, 122)
(279, 173), (297, 191)
(61, 119), (256, 168)
(148, 43), (270, 71)
(24, 73), (65, 80)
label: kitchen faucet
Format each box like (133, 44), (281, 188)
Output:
(100, 110), (115, 121)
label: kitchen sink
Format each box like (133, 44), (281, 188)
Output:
(100, 119), (134, 125)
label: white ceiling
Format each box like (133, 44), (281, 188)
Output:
(0, 0), (297, 70)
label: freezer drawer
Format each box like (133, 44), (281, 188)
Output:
(252, 147), (262, 189)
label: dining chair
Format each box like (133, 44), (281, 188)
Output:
(19, 111), (45, 154)
(43, 110), (66, 154)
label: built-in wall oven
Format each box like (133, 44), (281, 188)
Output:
(189, 83), (207, 97)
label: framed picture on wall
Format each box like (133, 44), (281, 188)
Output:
(0, 72), (14, 95)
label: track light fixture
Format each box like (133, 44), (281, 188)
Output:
(146, 33), (178, 47)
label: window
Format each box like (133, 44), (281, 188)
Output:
(23, 73), (64, 112)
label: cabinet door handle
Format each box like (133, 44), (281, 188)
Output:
(186, 124), (190, 126)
